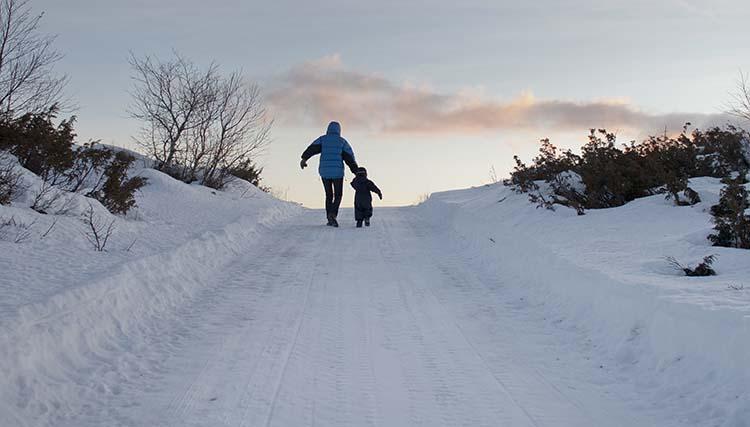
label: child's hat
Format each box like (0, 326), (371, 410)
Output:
(356, 167), (367, 175)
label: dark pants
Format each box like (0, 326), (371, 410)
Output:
(354, 200), (373, 221)
(322, 178), (343, 219)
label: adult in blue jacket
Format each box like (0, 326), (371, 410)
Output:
(300, 121), (358, 227)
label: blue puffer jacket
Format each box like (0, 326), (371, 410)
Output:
(301, 122), (358, 179)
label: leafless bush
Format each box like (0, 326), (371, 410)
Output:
(0, 0), (68, 117)
(727, 71), (750, 123)
(489, 165), (499, 184)
(199, 77), (271, 189)
(0, 215), (35, 243)
(129, 52), (271, 189)
(665, 255), (717, 277)
(129, 52), (217, 168)
(0, 152), (25, 204)
(81, 204), (114, 251)
(30, 180), (73, 214)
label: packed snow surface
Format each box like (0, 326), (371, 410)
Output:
(1, 170), (748, 426)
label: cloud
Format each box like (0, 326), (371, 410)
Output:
(267, 55), (727, 136)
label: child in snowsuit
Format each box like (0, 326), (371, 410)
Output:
(350, 167), (382, 227)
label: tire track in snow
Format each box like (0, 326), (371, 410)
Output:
(375, 212), (535, 427)
(400, 209), (648, 427)
(85, 207), (661, 426)
(263, 220), (380, 426)
(122, 218), (327, 427)
(165, 244), (307, 423)
(260, 248), (319, 427)
(229, 224), (332, 427)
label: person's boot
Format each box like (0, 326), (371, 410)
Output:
(330, 217), (339, 228)
(365, 218), (370, 227)
(326, 215), (334, 226)
(356, 220), (363, 228)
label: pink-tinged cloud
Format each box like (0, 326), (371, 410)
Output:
(267, 55), (727, 135)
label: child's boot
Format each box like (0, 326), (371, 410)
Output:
(365, 218), (370, 227)
(356, 220), (363, 228)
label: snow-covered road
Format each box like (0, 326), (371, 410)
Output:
(77, 207), (661, 427)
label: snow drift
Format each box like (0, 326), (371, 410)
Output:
(3, 152), (749, 426)
(418, 178), (750, 427)
(0, 162), (301, 425)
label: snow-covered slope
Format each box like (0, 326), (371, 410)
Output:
(418, 178), (750, 426)
(3, 163), (749, 426)
(0, 163), (301, 425)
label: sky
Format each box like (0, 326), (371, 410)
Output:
(33, 0), (750, 207)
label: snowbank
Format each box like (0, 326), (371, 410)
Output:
(0, 164), (301, 425)
(418, 178), (750, 427)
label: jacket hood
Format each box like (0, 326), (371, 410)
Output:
(326, 121), (341, 135)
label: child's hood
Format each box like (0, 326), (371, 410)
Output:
(351, 175), (370, 190)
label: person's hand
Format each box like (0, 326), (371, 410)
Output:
(378, 193), (383, 200)
(300, 159), (307, 169)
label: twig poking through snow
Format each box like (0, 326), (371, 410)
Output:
(81, 204), (115, 252)
(40, 218), (57, 239)
(0, 216), (36, 243)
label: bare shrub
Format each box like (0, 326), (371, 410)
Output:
(0, 215), (35, 243)
(129, 52), (271, 189)
(81, 204), (114, 251)
(0, 0), (68, 117)
(727, 71), (750, 124)
(29, 179), (73, 214)
(489, 165), (498, 184)
(129, 52), (217, 169)
(665, 255), (717, 277)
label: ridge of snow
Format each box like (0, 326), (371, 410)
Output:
(0, 164), (302, 424)
(418, 178), (750, 426)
